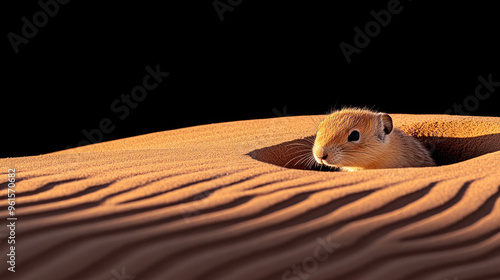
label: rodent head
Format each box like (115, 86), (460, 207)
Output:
(312, 108), (393, 170)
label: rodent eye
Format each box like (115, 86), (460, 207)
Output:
(348, 130), (360, 142)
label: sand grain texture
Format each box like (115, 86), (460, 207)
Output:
(1, 114), (500, 280)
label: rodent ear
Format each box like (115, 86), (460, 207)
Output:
(379, 113), (393, 135)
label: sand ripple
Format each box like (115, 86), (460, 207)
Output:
(1, 114), (499, 280)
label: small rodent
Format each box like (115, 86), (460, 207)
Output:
(312, 108), (435, 171)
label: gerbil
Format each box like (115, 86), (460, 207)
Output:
(312, 108), (435, 171)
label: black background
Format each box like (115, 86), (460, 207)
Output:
(3, 0), (499, 158)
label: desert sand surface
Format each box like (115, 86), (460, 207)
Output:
(1, 114), (500, 280)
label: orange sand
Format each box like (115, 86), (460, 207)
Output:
(1, 114), (499, 280)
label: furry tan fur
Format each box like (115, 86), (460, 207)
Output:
(313, 108), (435, 171)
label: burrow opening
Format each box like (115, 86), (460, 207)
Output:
(249, 133), (500, 172)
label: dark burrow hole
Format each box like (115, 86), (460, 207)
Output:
(249, 133), (500, 172)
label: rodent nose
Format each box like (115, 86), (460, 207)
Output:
(313, 145), (329, 163)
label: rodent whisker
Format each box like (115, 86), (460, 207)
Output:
(343, 149), (370, 155)
(307, 115), (320, 130)
(285, 145), (312, 152)
(284, 152), (311, 167)
(286, 149), (317, 168)
(295, 155), (312, 167)
(285, 146), (313, 154)
(303, 137), (316, 145)
(306, 156), (318, 169)
(305, 155), (319, 169)
(286, 150), (312, 157)
(286, 147), (312, 153)
(286, 142), (313, 148)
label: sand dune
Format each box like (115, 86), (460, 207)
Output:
(1, 114), (499, 280)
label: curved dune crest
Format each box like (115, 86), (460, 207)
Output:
(1, 114), (499, 280)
